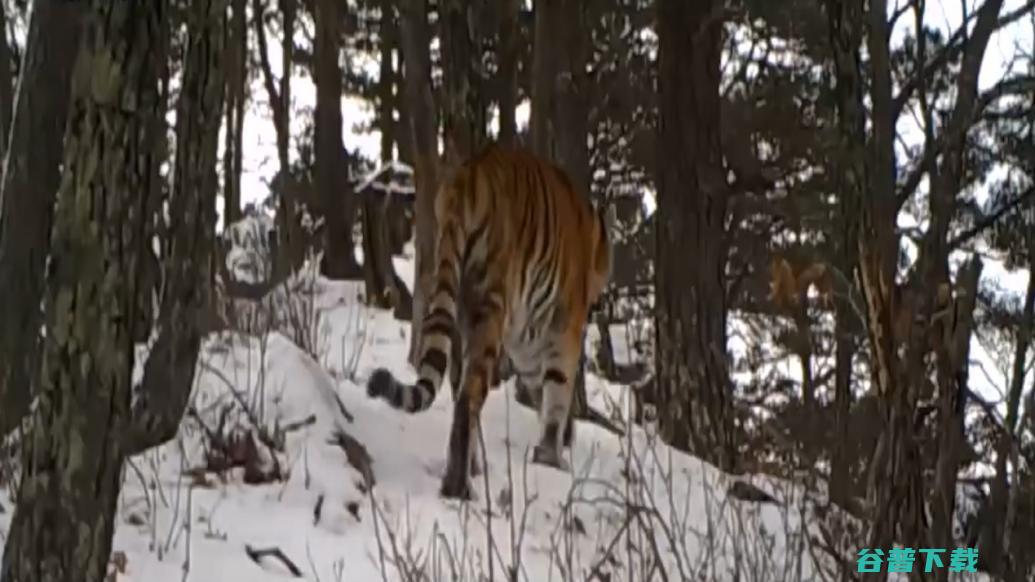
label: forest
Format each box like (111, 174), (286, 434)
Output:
(0, 0), (1034, 581)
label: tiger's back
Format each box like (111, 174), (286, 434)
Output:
(367, 144), (611, 499)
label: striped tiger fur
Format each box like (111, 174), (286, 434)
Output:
(366, 144), (611, 499)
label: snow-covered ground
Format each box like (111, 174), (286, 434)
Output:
(0, 247), (890, 582)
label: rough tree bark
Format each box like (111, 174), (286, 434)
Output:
(653, 0), (736, 471)
(315, 0), (361, 280)
(0, 1), (84, 437)
(0, 0), (183, 578)
(398, 0), (439, 367)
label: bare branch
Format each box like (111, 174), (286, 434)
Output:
(891, 0), (1034, 122)
(949, 185), (1035, 249)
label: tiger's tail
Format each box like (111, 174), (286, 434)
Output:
(367, 180), (463, 413)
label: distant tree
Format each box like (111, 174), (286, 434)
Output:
(518, 0), (595, 430)
(253, 0), (304, 275)
(398, 0), (440, 367)
(222, 0), (248, 225)
(0, 0), (84, 437)
(824, 0), (1011, 559)
(314, 0), (361, 279)
(439, 0), (487, 165)
(495, 0), (520, 146)
(653, 0), (736, 470)
(360, 0), (411, 318)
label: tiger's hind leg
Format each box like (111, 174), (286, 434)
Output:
(440, 300), (504, 500)
(531, 334), (580, 472)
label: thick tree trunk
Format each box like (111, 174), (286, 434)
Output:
(654, 0), (735, 471)
(0, 0), (176, 579)
(398, 0), (439, 367)
(315, 0), (361, 280)
(0, 1), (84, 437)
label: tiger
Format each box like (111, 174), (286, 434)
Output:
(366, 143), (612, 500)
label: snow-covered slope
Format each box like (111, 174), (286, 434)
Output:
(0, 254), (871, 582)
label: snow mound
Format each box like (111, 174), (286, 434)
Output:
(1, 259), (852, 582)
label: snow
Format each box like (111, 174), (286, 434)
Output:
(0, 252), (872, 582)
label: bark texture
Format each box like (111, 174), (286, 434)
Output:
(0, 1), (174, 580)
(0, 0), (85, 437)
(653, 0), (736, 470)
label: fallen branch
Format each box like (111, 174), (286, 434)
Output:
(244, 544), (303, 577)
(328, 428), (376, 491)
(281, 413), (317, 434)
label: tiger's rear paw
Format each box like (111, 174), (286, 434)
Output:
(470, 454), (487, 477)
(440, 474), (474, 500)
(532, 445), (570, 472)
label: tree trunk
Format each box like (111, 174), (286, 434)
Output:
(824, 0), (922, 553)
(398, 0), (439, 367)
(920, 2), (1001, 563)
(980, 238), (1035, 577)
(439, 0), (486, 165)
(496, 0), (519, 146)
(254, 0), (303, 276)
(829, 232), (858, 505)
(654, 0), (735, 471)
(0, 0), (14, 166)
(529, 0), (553, 156)
(0, 0), (84, 437)
(0, 0), (177, 579)
(124, 0), (228, 454)
(538, 0), (593, 424)
(222, 0), (247, 225)
(315, 0), (361, 280)
(362, 3), (412, 319)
